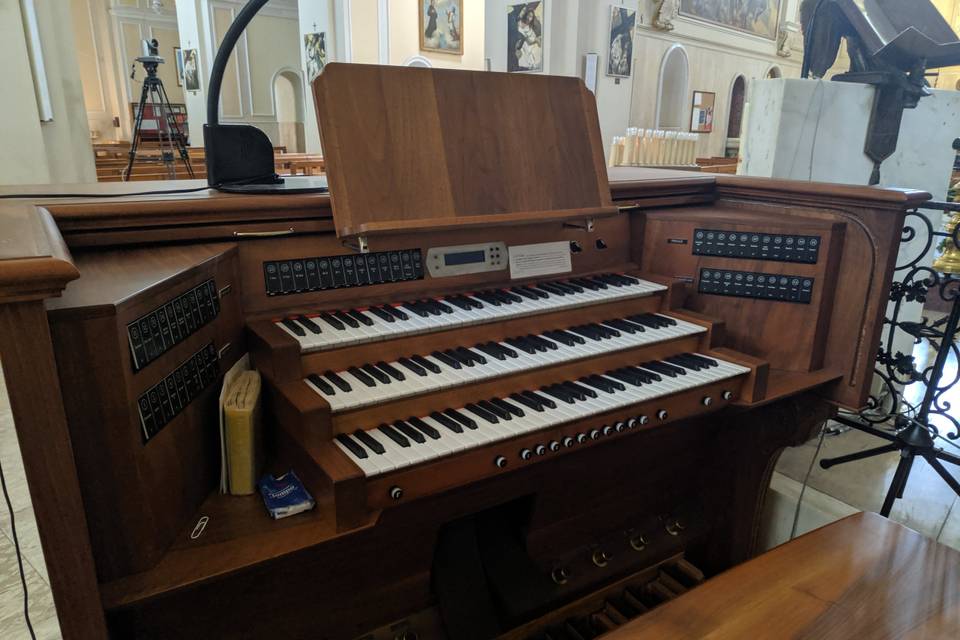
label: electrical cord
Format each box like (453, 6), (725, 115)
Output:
(790, 420), (828, 540)
(0, 455), (36, 640)
(0, 185), (211, 200)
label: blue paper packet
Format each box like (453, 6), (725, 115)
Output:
(258, 470), (316, 519)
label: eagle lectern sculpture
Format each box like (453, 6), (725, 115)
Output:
(800, 0), (960, 184)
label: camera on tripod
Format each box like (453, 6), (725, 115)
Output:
(136, 38), (164, 66)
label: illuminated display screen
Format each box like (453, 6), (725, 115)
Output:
(443, 250), (486, 266)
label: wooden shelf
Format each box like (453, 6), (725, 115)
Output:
(99, 474), (376, 610)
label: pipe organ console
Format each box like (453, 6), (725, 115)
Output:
(0, 65), (927, 639)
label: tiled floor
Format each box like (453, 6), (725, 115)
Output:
(2, 330), (960, 638)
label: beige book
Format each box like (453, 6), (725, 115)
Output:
(223, 370), (262, 495)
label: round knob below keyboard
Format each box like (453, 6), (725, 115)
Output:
(519, 448), (533, 461)
(549, 440), (561, 452)
(563, 436), (575, 448)
(534, 444), (547, 456)
(657, 410), (669, 421)
(494, 456), (507, 469)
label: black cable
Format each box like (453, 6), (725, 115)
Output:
(0, 456), (36, 640)
(0, 185), (211, 200)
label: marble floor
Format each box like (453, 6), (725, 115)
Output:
(1, 331), (960, 639)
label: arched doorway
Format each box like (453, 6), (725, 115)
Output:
(273, 69), (305, 153)
(726, 75), (747, 157)
(766, 65), (783, 79)
(656, 45), (689, 131)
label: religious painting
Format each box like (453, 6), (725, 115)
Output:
(420, 0), (463, 55)
(680, 0), (781, 40)
(606, 6), (636, 78)
(181, 48), (200, 92)
(304, 32), (327, 83)
(690, 91), (716, 133)
(174, 47), (183, 87)
(507, 2), (544, 72)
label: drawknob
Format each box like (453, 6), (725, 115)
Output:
(657, 409), (669, 421)
(629, 534), (648, 552)
(595, 238), (608, 250)
(535, 444), (547, 456)
(591, 549), (610, 567)
(637, 415), (650, 425)
(494, 455), (507, 468)
(563, 436), (575, 448)
(702, 396), (713, 406)
(602, 425), (614, 436)
(549, 440), (561, 452)
(589, 429), (601, 440)
(665, 519), (685, 536)
(389, 486), (404, 501)
(576, 433), (588, 444)
(520, 448), (533, 461)
(722, 390), (734, 400)
(615, 421), (627, 433)
(551, 566), (570, 585)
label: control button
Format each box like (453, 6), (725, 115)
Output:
(520, 448), (533, 461)
(629, 534), (647, 552)
(592, 549), (611, 567)
(637, 415), (649, 425)
(702, 396), (713, 407)
(494, 456), (507, 469)
(576, 433), (588, 444)
(589, 429), (601, 440)
(569, 241), (583, 253)
(602, 425), (614, 436)
(534, 444), (547, 456)
(615, 421), (627, 432)
(595, 239), (608, 250)
(551, 567), (570, 585)
(563, 436), (575, 448)
(656, 410), (669, 421)
(389, 486), (404, 501)
(722, 390), (734, 400)
(549, 440), (561, 452)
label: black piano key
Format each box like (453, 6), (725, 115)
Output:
(510, 393), (543, 412)
(465, 403), (499, 424)
(530, 335), (559, 351)
(383, 304), (409, 321)
(626, 366), (659, 383)
(476, 343), (506, 361)
(618, 273), (641, 285)
(445, 296), (474, 311)
(642, 361), (679, 378)
(552, 282), (579, 295)
(479, 399), (512, 421)
(537, 282), (567, 296)
(542, 386), (576, 404)
(493, 342), (518, 358)
(544, 331), (575, 347)
(297, 315), (323, 334)
(348, 366), (377, 387)
(524, 390), (556, 409)
(320, 313), (345, 331)
(336, 433), (368, 459)
(685, 352), (719, 368)
(579, 377), (613, 394)
(348, 310), (374, 327)
(307, 373), (335, 395)
(608, 370), (643, 387)
(394, 420), (426, 444)
(402, 302), (430, 318)
(499, 289), (524, 303)
(569, 326), (601, 342)
(377, 361), (406, 381)
(559, 383), (587, 401)
(570, 278), (600, 291)
(667, 354), (703, 371)
(362, 363), (391, 384)
(413, 355), (442, 374)
(281, 318), (306, 337)
(459, 347), (487, 365)
(445, 409), (477, 430)
(369, 306), (395, 323)
(621, 318), (647, 333)
(491, 397), (525, 418)
(445, 349), (474, 367)
(431, 411), (463, 433)
(511, 287), (538, 301)
(520, 336), (547, 353)
(475, 292), (501, 306)
(583, 276), (609, 289)
(506, 337), (537, 355)
(398, 357), (427, 377)
(325, 371), (353, 392)
(418, 299), (442, 316)
(434, 299), (455, 314)
(592, 374), (624, 391)
(566, 381), (597, 399)
(378, 424), (410, 448)
(432, 351), (462, 369)
(409, 417), (440, 440)
(335, 311), (359, 328)
(560, 280), (584, 293)
(354, 430), (386, 455)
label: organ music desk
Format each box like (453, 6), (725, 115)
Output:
(0, 65), (930, 639)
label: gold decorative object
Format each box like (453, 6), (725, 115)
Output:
(933, 212), (960, 274)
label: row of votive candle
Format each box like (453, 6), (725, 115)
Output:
(609, 129), (700, 167)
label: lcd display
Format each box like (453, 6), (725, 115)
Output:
(443, 250), (486, 266)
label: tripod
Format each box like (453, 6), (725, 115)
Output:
(820, 285), (960, 517)
(125, 56), (194, 181)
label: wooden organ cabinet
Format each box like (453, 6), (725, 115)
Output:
(0, 66), (927, 639)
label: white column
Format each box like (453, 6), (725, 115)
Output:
(174, 0), (210, 145)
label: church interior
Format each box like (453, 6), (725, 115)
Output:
(2, 0), (960, 638)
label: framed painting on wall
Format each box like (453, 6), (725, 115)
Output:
(606, 5), (636, 78)
(679, 0), (781, 40)
(174, 47), (183, 87)
(304, 32), (327, 82)
(420, 0), (463, 55)
(507, 2), (544, 72)
(181, 48), (200, 93)
(690, 91), (716, 133)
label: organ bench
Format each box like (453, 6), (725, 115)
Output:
(0, 65), (928, 639)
